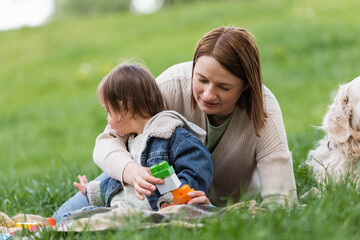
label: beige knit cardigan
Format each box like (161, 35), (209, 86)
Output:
(93, 62), (298, 206)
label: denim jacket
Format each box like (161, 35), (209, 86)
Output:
(87, 111), (214, 211)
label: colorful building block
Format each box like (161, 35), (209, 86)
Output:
(15, 217), (56, 231)
(156, 173), (181, 194)
(15, 222), (42, 231)
(171, 184), (194, 205)
(149, 161), (175, 179)
(149, 161), (196, 204)
(46, 218), (56, 226)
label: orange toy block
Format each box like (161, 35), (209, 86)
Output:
(171, 184), (194, 205)
(47, 218), (56, 226)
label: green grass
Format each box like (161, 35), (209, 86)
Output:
(1, 0), (360, 238)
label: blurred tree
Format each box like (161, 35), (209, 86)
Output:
(54, 0), (131, 17)
(53, 0), (221, 17)
(164, 0), (219, 6)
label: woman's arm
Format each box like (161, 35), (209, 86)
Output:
(93, 125), (133, 184)
(256, 89), (298, 205)
(93, 125), (163, 198)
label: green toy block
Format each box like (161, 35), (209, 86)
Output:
(149, 161), (175, 179)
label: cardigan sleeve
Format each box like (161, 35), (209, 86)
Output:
(156, 62), (193, 112)
(93, 125), (133, 184)
(255, 88), (298, 205)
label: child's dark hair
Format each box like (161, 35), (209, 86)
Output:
(98, 63), (165, 118)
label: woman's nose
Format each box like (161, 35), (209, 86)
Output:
(203, 86), (216, 101)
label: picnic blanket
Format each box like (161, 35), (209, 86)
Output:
(1, 200), (263, 236)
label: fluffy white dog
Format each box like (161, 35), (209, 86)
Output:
(307, 76), (360, 184)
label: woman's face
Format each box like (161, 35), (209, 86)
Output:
(192, 55), (247, 123)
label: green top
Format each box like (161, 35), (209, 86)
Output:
(205, 112), (234, 153)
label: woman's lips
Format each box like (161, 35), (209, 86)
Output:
(202, 99), (218, 106)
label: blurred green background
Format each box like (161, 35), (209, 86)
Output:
(0, 0), (359, 194)
(2, 1), (360, 239)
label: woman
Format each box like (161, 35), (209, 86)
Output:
(53, 26), (297, 222)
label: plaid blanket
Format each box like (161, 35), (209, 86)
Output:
(1, 200), (262, 236)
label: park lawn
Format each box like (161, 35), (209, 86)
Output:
(1, 0), (360, 238)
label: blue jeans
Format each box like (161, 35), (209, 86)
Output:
(52, 172), (109, 223)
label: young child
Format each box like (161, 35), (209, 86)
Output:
(72, 63), (213, 211)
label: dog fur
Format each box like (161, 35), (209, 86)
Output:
(307, 76), (360, 184)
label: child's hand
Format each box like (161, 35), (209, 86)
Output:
(73, 175), (89, 196)
(123, 162), (164, 200)
(187, 191), (212, 205)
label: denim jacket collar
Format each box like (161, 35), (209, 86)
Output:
(144, 110), (206, 143)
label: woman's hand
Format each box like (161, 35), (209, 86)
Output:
(187, 190), (212, 205)
(123, 162), (164, 200)
(73, 175), (88, 196)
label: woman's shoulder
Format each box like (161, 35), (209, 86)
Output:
(258, 85), (288, 144)
(263, 85), (282, 115)
(154, 62), (194, 117)
(156, 61), (192, 85)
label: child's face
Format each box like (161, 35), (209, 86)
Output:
(106, 109), (136, 135)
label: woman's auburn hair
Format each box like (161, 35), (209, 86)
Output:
(191, 26), (268, 137)
(98, 63), (165, 119)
